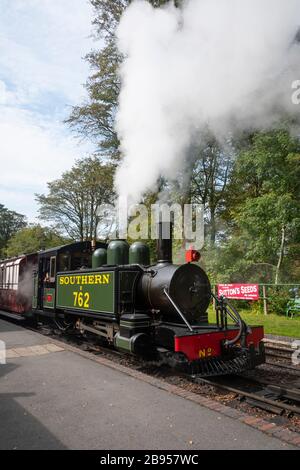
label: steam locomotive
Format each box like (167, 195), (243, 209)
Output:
(0, 222), (265, 376)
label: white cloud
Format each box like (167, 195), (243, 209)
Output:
(0, 0), (97, 221)
(0, 187), (40, 222)
(0, 79), (16, 105)
(0, 105), (90, 221)
(0, 107), (83, 187)
(0, 0), (94, 104)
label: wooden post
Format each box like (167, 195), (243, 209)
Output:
(263, 285), (268, 315)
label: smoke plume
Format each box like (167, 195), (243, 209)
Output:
(115, 0), (300, 205)
(18, 264), (35, 306)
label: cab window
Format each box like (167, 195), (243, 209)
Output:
(50, 257), (56, 282)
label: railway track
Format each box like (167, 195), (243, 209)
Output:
(265, 359), (300, 374)
(264, 338), (297, 358)
(193, 374), (300, 417)
(263, 338), (300, 374)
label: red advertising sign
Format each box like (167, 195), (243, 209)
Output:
(218, 284), (260, 301)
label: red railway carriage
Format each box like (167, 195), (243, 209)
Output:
(0, 254), (37, 315)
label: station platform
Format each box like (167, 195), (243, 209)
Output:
(0, 317), (297, 450)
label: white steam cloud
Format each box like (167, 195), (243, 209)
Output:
(115, 0), (300, 205)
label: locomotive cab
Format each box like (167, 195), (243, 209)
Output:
(32, 241), (107, 312)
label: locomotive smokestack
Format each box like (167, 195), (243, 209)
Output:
(157, 220), (173, 264)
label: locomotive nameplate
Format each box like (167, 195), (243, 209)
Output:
(56, 271), (115, 314)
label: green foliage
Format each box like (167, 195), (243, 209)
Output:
(204, 129), (300, 285)
(36, 157), (115, 241)
(236, 193), (296, 261)
(191, 134), (233, 245)
(6, 225), (68, 258)
(0, 204), (27, 257)
(266, 286), (292, 316)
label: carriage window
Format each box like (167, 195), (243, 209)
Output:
(13, 264), (19, 291)
(10, 265), (14, 289)
(50, 257), (56, 282)
(2, 266), (6, 289)
(6, 266), (11, 289)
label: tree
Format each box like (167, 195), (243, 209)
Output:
(6, 225), (68, 258)
(67, 0), (179, 161)
(209, 130), (300, 284)
(190, 135), (233, 245)
(235, 192), (299, 284)
(0, 204), (27, 257)
(36, 157), (115, 241)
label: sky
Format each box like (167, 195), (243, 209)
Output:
(0, 0), (96, 222)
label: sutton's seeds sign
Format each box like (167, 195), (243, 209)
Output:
(218, 284), (260, 301)
(56, 271), (115, 314)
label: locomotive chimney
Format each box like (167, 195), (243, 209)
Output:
(157, 219), (173, 264)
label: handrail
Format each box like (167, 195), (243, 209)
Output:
(163, 289), (249, 347)
(211, 293), (248, 348)
(163, 288), (194, 332)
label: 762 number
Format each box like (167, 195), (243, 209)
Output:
(73, 291), (90, 309)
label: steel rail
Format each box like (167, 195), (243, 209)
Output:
(193, 377), (300, 416)
(265, 360), (300, 373)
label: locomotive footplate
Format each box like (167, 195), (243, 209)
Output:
(155, 323), (265, 377)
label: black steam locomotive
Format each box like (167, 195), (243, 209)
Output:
(0, 222), (265, 376)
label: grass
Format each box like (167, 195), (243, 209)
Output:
(208, 307), (300, 339)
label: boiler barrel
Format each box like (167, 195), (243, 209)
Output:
(139, 263), (211, 324)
